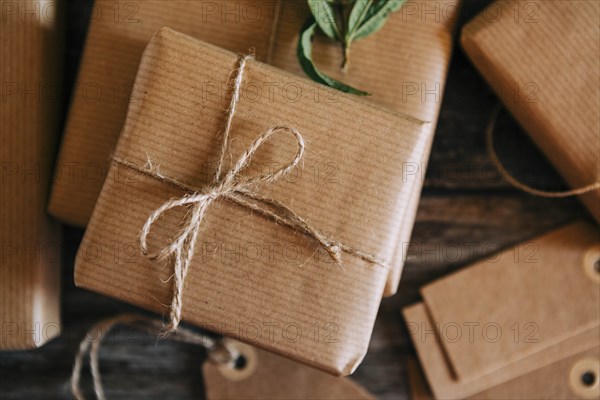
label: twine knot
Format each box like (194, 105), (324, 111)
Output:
(135, 54), (347, 335)
(139, 125), (312, 333)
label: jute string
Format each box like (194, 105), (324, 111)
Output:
(112, 54), (386, 335)
(486, 104), (600, 197)
(70, 314), (237, 400)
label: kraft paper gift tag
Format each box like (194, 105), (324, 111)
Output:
(406, 349), (600, 400)
(49, 0), (460, 295)
(406, 357), (433, 400)
(0, 0), (63, 349)
(75, 28), (430, 375)
(461, 0), (600, 222)
(70, 316), (374, 399)
(403, 222), (600, 398)
(405, 303), (599, 399)
(474, 346), (600, 400)
(204, 340), (374, 400)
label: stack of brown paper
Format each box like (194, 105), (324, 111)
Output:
(0, 1), (63, 349)
(49, 0), (460, 295)
(75, 28), (432, 375)
(403, 222), (600, 399)
(461, 0), (600, 222)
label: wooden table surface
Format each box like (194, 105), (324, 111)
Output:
(0, 1), (590, 399)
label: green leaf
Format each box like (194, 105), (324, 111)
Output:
(347, 0), (374, 39)
(307, 0), (341, 40)
(297, 19), (369, 96)
(364, 0), (405, 20)
(352, 0), (406, 40)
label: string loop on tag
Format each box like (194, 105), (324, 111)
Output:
(70, 314), (236, 400)
(112, 53), (388, 336)
(486, 104), (600, 197)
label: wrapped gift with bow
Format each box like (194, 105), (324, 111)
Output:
(75, 28), (430, 375)
(50, 0), (460, 296)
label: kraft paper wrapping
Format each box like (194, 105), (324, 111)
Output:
(74, 28), (430, 375)
(0, 1), (63, 349)
(49, 0), (459, 295)
(461, 0), (600, 223)
(270, 0), (460, 296)
(403, 222), (600, 398)
(49, 0), (275, 227)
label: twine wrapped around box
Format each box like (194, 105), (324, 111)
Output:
(112, 54), (387, 334)
(50, 0), (460, 297)
(75, 28), (430, 375)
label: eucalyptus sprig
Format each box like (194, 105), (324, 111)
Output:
(297, 0), (406, 95)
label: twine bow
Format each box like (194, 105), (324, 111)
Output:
(111, 54), (387, 335)
(138, 123), (348, 333)
(114, 54), (362, 335)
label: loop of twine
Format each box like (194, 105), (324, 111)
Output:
(486, 103), (600, 198)
(113, 54), (386, 336)
(70, 314), (236, 400)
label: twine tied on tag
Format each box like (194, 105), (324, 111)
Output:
(70, 314), (237, 400)
(112, 54), (386, 335)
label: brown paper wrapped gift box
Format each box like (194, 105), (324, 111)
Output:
(461, 0), (600, 223)
(74, 27), (431, 375)
(0, 1), (63, 349)
(49, 0), (460, 295)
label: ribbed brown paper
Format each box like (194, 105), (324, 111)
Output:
(0, 0), (63, 349)
(462, 0), (600, 223)
(271, 0), (460, 296)
(49, 0), (460, 295)
(74, 28), (430, 375)
(49, 0), (275, 227)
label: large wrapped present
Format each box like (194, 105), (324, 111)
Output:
(50, 0), (460, 295)
(75, 28), (431, 375)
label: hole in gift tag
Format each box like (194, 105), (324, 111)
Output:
(569, 358), (600, 399)
(234, 354), (247, 370)
(583, 246), (600, 284)
(581, 371), (597, 387)
(216, 340), (257, 382)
